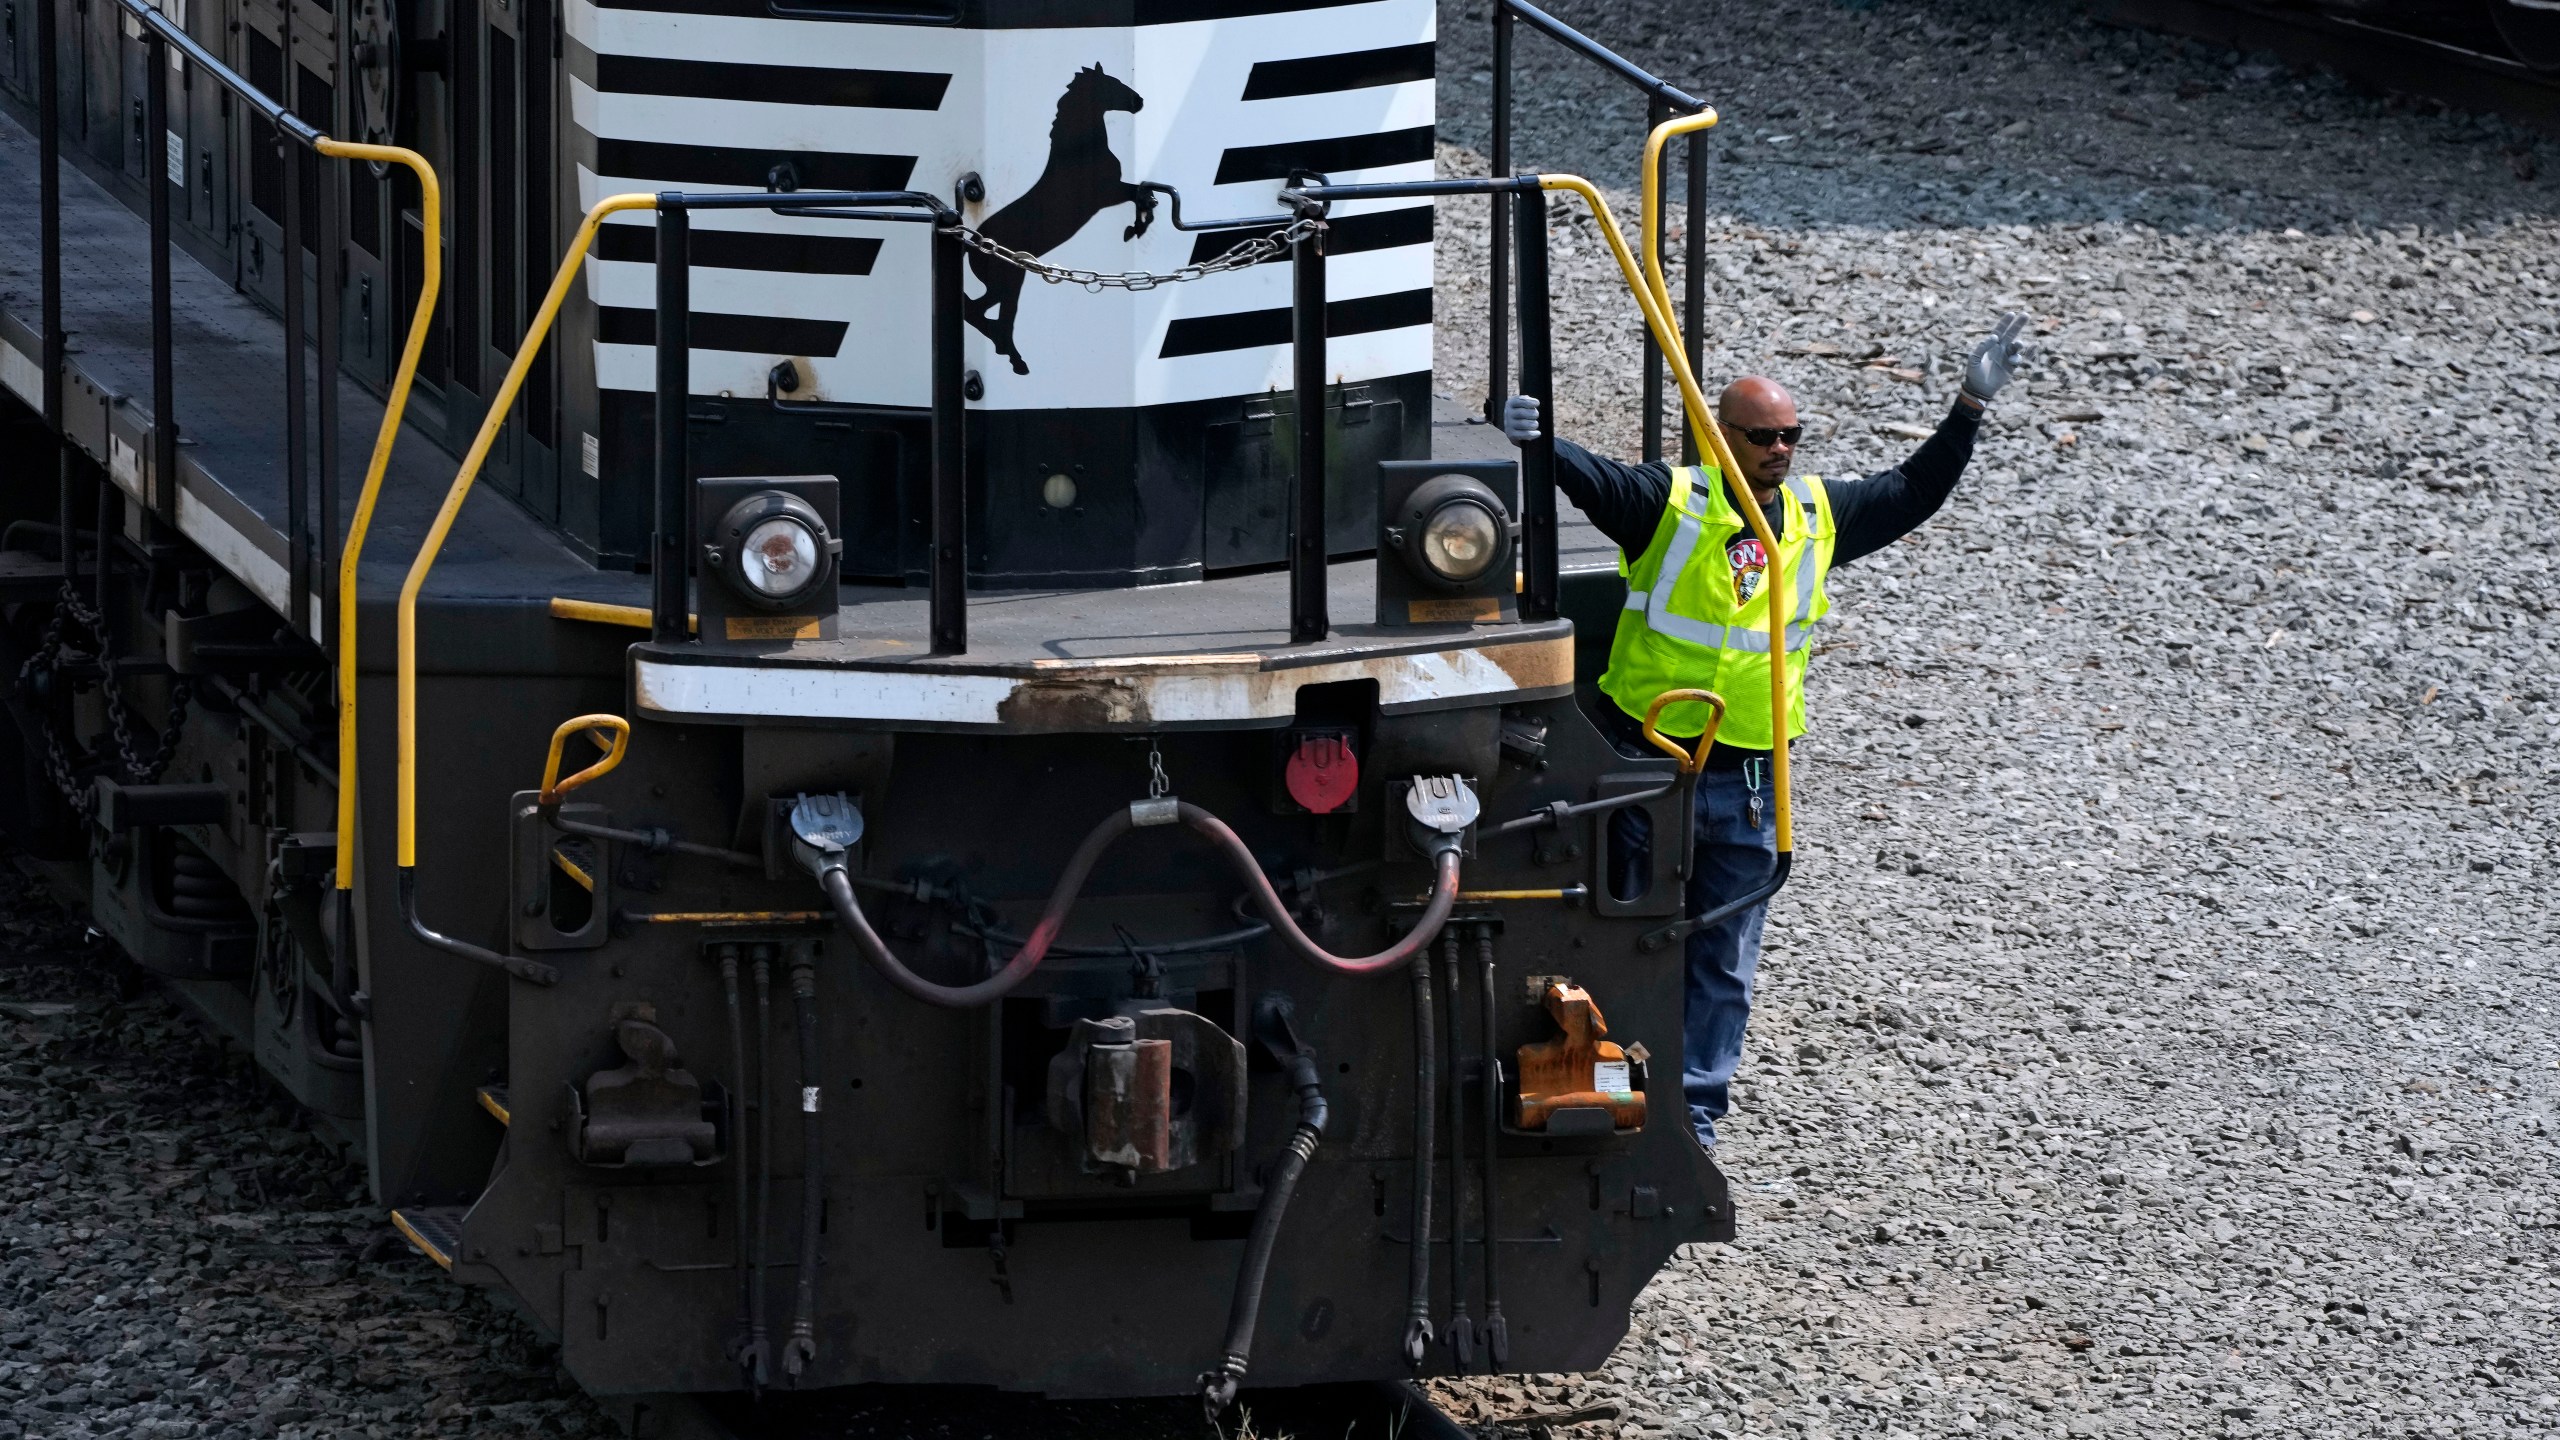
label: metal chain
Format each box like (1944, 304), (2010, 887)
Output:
(950, 217), (1322, 293)
(1147, 741), (1171, 800)
(20, 595), (92, 819)
(16, 584), (194, 819)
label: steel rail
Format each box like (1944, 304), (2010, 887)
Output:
(111, 0), (323, 142)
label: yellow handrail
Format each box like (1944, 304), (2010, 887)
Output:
(1638, 112), (1722, 430)
(316, 140), (441, 893)
(538, 713), (632, 804)
(549, 596), (653, 629)
(1539, 163), (1795, 853)
(548, 596), (696, 633)
(397, 193), (655, 867)
(1641, 687), (1726, 774)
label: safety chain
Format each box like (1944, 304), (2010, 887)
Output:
(950, 216), (1323, 293)
(16, 584), (194, 819)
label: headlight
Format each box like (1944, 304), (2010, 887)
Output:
(712, 490), (835, 611)
(1419, 499), (1502, 583)
(740, 516), (821, 599)
(1388, 473), (1514, 593)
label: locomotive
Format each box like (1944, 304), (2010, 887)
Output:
(0, 0), (1774, 1421)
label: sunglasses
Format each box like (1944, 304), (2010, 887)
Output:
(1721, 422), (1804, 448)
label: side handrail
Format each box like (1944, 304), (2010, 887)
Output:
(1639, 112), (1722, 374)
(114, 0), (323, 144)
(1500, 0), (1708, 113)
(394, 191), (656, 980)
(1534, 172), (1795, 857)
(327, 140), (442, 898)
(1489, 0), (1712, 465)
(397, 192), (953, 973)
(81, 1), (445, 917)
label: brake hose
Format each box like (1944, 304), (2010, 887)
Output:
(810, 799), (1464, 1008)
(782, 953), (823, 1381)
(1200, 998), (1328, 1422)
(1402, 940), (1436, 1368)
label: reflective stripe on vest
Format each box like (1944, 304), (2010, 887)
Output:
(1618, 474), (1822, 652)
(1597, 464), (1836, 747)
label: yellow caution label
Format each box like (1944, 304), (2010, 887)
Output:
(725, 615), (823, 641)
(1407, 596), (1502, 624)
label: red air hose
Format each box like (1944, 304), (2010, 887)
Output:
(812, 800), (1464, 1008)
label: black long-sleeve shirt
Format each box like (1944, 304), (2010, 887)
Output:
(1563, 401), (1982, 758)
(1553, 400), (1982, 567)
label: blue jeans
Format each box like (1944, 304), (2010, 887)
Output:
(1609, 763), (1777, 1148)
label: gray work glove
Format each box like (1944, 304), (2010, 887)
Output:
(1961, 312), (2031, 405)
(1500, 394), (1543, 446)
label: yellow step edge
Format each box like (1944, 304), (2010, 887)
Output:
(476, 1083), (512, 1126)
(389, 1209), (456, 1271)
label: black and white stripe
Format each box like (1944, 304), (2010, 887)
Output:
(1239, 40), (1433, 99)
(1157, 34), (1435, 360)
(569, 0), (1433, 405)
(593, 55), (951, 109)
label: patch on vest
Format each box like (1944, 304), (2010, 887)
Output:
(1727, 535), (1769, 602)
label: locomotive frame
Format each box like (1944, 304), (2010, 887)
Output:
(0, 0), (1798, 1418)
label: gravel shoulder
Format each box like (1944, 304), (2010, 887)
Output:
(0, 876), (606, 1440)
(8, 3), (2560, 1437)
(1427, 1), (2560, 1437)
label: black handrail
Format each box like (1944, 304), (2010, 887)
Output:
(642, 190), (966, 652)
(37, 0), (345, 641)
(1283, 176), (1557, 633)
(1488, 0), (1712, 466)
(1290, 227), (1328, 644)
(1515, 185), (1558, 623)
(39, 0), (67, 598)
(1504, 0), (1707, 112)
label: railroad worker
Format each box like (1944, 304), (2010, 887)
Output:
(1501, 313), (2030, 1149)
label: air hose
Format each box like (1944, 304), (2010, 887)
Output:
(717, 945), (759, 1391)
(1200, 997), (1329, 1422)
(805, 795), (1466, 1008)
(782, 952), (823, 1381)
(1402, 939), (1437, 1368)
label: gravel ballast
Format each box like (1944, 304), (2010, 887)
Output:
(1427, 1), (2559, 1437)
(8, 2), (2559, 1436)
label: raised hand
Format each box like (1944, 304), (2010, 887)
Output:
(1962, 313), (2031, 404)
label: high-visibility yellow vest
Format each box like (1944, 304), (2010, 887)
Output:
(1598, 465), (1836, 747)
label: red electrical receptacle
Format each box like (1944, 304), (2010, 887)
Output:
(1282, 732), (1359, 814)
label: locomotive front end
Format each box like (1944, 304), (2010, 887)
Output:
(387, 0), (1734, 1407)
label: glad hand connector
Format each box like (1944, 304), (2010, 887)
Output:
(1403, 775), (1481, 859)
(788, 792), (865, 879)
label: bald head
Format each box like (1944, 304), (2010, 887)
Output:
(1715, 376), (1801, 500)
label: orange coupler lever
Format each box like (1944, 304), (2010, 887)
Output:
(1513, 981), (1646, 1135)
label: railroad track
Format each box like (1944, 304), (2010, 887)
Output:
(2096, 0), (2560, 136)
(614, 1379), (1479, 1440)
